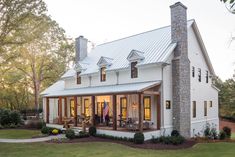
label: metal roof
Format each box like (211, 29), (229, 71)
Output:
(42, 81), (161, 97)
(61, 20), (195, 78)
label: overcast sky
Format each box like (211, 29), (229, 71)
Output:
(44, 0), (235, 80)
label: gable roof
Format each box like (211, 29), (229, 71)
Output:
(61, 19), (215, 78)
(97, 56), (114, 67)
(127, 49), (145, 62)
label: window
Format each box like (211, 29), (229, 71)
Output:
(84, 99), (90, 117)
(77, 72), (81, 84)
(204, 101), (207, 116)
(192, 66), (195, 77)
(192, 101), (196, 118)
(70, 99), (75, 117)
(131, 61), (138, 78)
(206, 70), (209, 83)
(166, 100), (171, 109)
(100, 67), (106, 82)
(209, 101), (212, 107)
(198, 68), (201, 82)
(144, 96), (151, 121)
(120, 97), (127, 120)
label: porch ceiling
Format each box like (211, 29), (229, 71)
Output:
(43, 81), (161, 97)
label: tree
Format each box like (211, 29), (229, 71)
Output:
(220, 0), (235, 13)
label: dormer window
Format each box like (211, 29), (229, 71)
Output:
(131, 62), (138, 78)
(77, 72), (81, 84)
(100, 67), (106, 82)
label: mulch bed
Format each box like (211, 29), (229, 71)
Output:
(47, 136), (196, 150)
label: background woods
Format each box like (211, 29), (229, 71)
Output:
(0, 0), (74, 110)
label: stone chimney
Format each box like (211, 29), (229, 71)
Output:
(170, 2), (191, 137)
(75, 36), (88, 63)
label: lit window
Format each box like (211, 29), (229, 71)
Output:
(198, 68), (201, 82)
(84, 99), (90, 117)
(120, 98), (127, 120)
(70, 99), (75, 117)
(131, 62), (138, 78)
(192, 101), (196, 118)
(144, 96), (151, 121)
(204, 101), (207, 116)
(166, 100), (171, 109)
(100, 67), (106, 82)
(77, 72), (81, 84)
(206, 70), (209, 83)
(192, 66), (195, 77)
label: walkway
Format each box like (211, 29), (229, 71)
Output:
(0, 134), (65, 143)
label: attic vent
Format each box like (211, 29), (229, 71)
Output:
(127, 49), (145, 62)
(97, 56), (113, 67)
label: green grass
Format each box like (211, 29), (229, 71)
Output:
(232, 133), (235, 139)
(0, 129), (41, 139)
(0, 142), (235, 157)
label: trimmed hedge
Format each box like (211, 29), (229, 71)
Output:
(151, 135), (185, 145)
(66, 129), (75, 139)
(94, 134), (134, 142)
(133, 132), (144, 144)
(89, 126), (97, 136)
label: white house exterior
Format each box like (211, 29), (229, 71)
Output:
(41, 2), (219, 139)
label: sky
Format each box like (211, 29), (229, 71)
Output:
(44, 0), (235, 81)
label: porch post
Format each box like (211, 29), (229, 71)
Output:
(74, 96), (78, 126)
(64, 97), (67, 117)
(138, 93), (143, 132)
(91, 96), (95, 126)
(46, 97), (49, 123)
(58, 97), (62, 124)
(112, 95), (117, 130)
(157, 94), (161, 130)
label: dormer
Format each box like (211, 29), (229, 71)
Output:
(97, 56), (113, 67)
(75, 62), (88, 84)
(127, 49), (145, 62)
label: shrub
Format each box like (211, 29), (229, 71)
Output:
(219, 131), (226, 140)
(89, 126), (97, 136)
(0, 124), (3, 129)
(76, 131), (89, 138)
(66, 129), (75, 139)
(52, 129), (59, 135)
(94, 134), (133, 142)
(223, 126), (231, 138)
(170, 135), (185, 145)
(41, 126), (49, 134)
(203, 123), (218, 139)
(0, 109), (11, 125)
(133, 132), (144, 144)
(10, 110), (21, 125)
(171, 130), (180, 137)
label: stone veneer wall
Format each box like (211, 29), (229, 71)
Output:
(170, 2), (191, 138)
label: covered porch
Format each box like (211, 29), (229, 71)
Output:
(43, 81), (161, 133)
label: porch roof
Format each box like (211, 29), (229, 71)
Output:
(42, 81), (161, 97)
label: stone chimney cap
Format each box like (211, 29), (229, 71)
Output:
(170, 2), (187, 10)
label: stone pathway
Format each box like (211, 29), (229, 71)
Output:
(0, 134), (65, 143)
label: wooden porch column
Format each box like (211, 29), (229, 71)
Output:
(112, 95), (117, 130)
(64, 97), (67, 117)
(46, 97), (49, 123)
(91, 96), (96, 126)
(157, 94), (161, 130)
(58, 97), (62, 124)
(74, 96), (78, 126)
(138, 93), (143, 132)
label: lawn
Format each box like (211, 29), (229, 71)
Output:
(0, 129), (41, 139)
(232, 133), (235, 139)
(0, 142), (235, 157)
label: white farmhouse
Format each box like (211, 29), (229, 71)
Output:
(41, 2), (219, 140)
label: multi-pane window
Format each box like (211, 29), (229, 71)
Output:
(77, 72), (81, 84)
(204, 101), (207, 116)
(192, 66), (195, 77)
(198, 68), (201, 82)
(131, 61), (138, 78)
(144, 97), (151, 121)
(192, 101), (196, 118)
(209, 101), (213, 107)
(84, 99), (89, 117)
(100, 67), (106, 82)
(70, 99), (75, 117)
(206, 70), (209, 83)
(120, 98), (127, 120)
